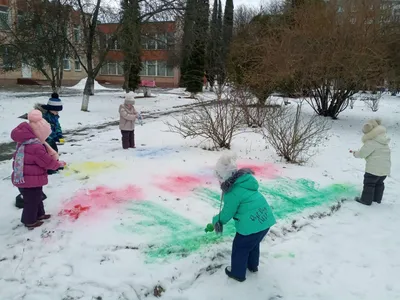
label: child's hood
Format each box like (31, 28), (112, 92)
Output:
(362, 125), (390, 145)
(374, 133), (390, 145)
(11, 122), (37, 143)
(234, 173), (259, 191)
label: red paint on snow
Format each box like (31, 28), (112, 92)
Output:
(58, 185), (144, 220)
(156, 175), (209, 196)
(237, 162), (280, 179)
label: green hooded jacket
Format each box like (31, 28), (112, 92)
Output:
(212, 172), (276, 235)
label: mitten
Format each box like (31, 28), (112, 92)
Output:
(214, 221), (223, 234)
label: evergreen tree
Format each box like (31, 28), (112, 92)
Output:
(185, 0), (209, 96)
(120, 0), (142, 92)
(206, 0), (219, 90)
(218, 0), (233, 85)
(180, 0), (197, 87)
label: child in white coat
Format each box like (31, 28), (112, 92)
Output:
(351, 119), (391, 205)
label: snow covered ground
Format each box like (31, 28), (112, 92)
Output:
(0, 92), (399, 300)
(0, 87), (197, 144)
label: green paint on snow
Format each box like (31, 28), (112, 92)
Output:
(118, 178), (358, 261)
(118, 201), (235, 262)
(258, 178), (358, 219)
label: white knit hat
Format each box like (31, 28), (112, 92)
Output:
(125, 92), (135, 105)
(215, 151), (238, 182)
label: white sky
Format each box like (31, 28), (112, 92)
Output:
(232, 0), (264, 8)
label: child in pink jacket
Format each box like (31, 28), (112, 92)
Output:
(11, 110), (66, 229)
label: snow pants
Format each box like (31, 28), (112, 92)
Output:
(19, 187), (45, 225)
(360, 172), (387, 205)
(121, 130), (135, 149)
(231, 228), (270, 280)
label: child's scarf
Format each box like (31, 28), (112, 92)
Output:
(13, 138), (42, 184)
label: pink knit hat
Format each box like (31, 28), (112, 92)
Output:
(28, 110), (51, 143)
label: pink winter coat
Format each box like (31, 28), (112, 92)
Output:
(11, 122), (60, 188)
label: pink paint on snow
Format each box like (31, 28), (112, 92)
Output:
(237, 162), (280, 179)
(156, 175), (210, 196)
(58, 185), (144, 220)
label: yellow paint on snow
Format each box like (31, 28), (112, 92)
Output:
(63, 161), (121, 178)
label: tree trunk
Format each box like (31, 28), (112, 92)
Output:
(81, 76), (94, 111)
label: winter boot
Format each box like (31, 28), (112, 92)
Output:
(248, 267), (258, 273)
(355, 197), (371, 206)
(225, 267), (246, 282)
(25, 221), (44, 230)
(38, 214), (51, 221)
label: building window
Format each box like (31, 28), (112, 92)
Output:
(141, 61), (174, 77)
(157, 34), (168, 50)
(74, 26), (80, 43)
(74, 55), (81, 71)
(146, 35), (156, 50)
(63, 56), (71, 70)
(147, 61), (156, 75)
(142, 33), (173, 50)
(107, 34), (120, 50)
(1, 45), (16, 70)
(0, 8), (9, 30)
(100, 62), (124, 75)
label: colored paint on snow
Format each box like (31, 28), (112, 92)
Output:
(135, 147), (176, 158)
(59, 185), (143, 220)
(194, 188), (221, 208)
(119, 201), (235, 262)
(122, 179), (358, 261)
(63, 161), (120, 178)
(156, 175), (210, 196)
(237, 162), (281, 179)
(258, 178), (358, 219)
(195, 178), (358, 220)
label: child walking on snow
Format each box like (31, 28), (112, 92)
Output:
(11, 110), (66, 229)
(211, 152), (276, 282)
(119, 93), (138, 149)
(351, 118), (391, 206)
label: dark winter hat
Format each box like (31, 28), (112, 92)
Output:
(42, 94), (63, 111)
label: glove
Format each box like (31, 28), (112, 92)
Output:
(214, 221), (223, 234)
(59, 138), (65, 144)
(205, 223), (214, 233)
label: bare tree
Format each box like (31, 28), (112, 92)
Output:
(233, 87), (276, 127)
(263, 103), (330, 164)
(362, 92), (382, 112)
(166, 93), (243, 149)
(1, 0), (72, 92)
(70, 0), (184, 111)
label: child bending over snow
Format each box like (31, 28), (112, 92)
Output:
(211, 152), (276, 282)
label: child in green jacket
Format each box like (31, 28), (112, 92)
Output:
(212, 152), (276, 282)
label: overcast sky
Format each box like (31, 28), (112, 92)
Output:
(232, 0), (263, 8)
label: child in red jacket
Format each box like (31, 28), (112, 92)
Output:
(11, 110), (66, 229)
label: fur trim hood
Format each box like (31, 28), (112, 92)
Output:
(221, 168), (254, 193)
(362, 125), (390, 145)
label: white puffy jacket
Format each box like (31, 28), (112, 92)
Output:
(353, 125), (391, 176)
